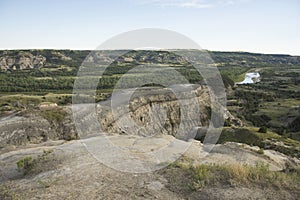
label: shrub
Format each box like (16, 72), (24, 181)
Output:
(16, 156), (33, 175)
(257, 148), (264, 154)
(258, 126), (268, 133)
(16, 149), (54, 175)
(215, 128), (264, 147)
(40, 108), (67, 124)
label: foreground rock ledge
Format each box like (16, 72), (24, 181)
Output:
(1, 135), (299, 199)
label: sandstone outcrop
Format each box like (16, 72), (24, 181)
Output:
(0, 52), (46, 71)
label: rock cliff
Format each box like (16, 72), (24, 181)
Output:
(75, 85), (241, 138)
(0, 52), (46, 71)
(0, 109), (76, 152)
(0, 84), (241, 150)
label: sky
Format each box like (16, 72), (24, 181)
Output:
(0, 0), (299, 55)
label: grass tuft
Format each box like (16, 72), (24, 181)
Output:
(163, 161), (300, 191)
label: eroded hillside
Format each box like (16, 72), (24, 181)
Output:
(1, 49), (300, 199)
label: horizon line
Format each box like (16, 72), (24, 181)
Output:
(0, 48), (299, 57)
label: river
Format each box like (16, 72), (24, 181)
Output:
(237, 72), (260, 84)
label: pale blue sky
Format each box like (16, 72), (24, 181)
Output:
(0, 0), (299, 55)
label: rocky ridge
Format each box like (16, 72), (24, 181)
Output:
(0, 52), (46, 71)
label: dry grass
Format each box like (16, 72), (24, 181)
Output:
(163, 161), (300, 191)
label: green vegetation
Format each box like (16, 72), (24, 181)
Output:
(1, 49), (300, 146)
(258, 126), (268, 133)
(16, 156), (33, 175)
(16, 149), (54, 175)
(198, 127), (300, 158)
(226, 60), (300, 141)
(40, 108), (67, 124)
(2, 49), (300, 199)
(257, 148), (264, 154)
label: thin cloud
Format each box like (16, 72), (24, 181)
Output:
(218, 0), (253, 6)
(136, 0), (252, 8)
(138, 0), (213, 8)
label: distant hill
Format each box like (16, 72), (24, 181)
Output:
(1, 49), (300, 71)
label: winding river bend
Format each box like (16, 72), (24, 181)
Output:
(237, 72), (261, 84)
